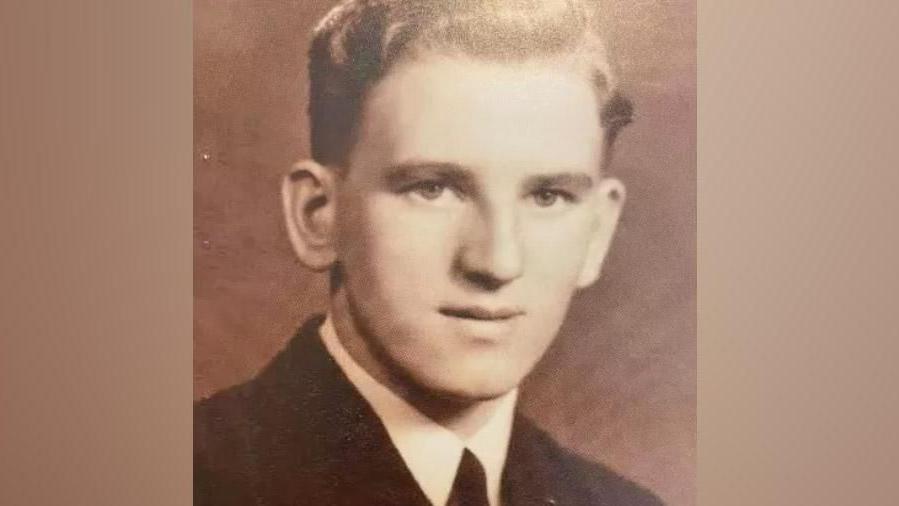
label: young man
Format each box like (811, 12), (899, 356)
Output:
(195, 1), (662, 504)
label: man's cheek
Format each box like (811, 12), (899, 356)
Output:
(528, 231), (593, 281)
(377, 210), (457, 261)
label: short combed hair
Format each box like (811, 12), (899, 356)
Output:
(308, 0), (633, 168)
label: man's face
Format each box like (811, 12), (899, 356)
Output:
(335, 53), (614, 400)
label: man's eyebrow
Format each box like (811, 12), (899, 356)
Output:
(382, 164), (595, 194)
(524, 173), (595, 192)
(383, 162), (476, 188)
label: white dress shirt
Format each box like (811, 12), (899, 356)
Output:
(320, 316), (518, 506)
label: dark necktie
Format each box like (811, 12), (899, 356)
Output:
(447, 448), (490, 506)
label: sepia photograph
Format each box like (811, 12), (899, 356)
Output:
(194, 1), (695, 504)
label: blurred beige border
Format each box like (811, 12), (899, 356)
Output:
(698, 2), (899, 505)
(0, 1), (193, 505)
(3, 1), (899, 506)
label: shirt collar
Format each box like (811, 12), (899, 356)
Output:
(320, 315), (518, 506)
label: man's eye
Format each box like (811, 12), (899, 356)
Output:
(400, 181), (463, 205)
(413, 181), (447, 200)
(532, 189), (571, 208)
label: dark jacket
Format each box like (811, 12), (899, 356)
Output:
(194, 316), (664, 506)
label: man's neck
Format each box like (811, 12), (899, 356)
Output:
(329, 287), (508, 439)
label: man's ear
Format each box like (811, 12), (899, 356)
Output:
(576, 177), (626, 288)
(281, 160), (338, 271)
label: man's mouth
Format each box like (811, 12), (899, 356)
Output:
(438, 305), (524, 321)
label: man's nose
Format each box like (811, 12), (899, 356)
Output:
(456, 206), (524, 290)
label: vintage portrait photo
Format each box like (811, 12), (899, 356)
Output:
(194, 1), (695, 504)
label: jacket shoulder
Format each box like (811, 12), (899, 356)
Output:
(194, 316), (327, 470)
(193, 380), (265, 506)
(516, 417), (665, 506)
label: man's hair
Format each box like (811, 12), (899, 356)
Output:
(308, 0), (633, 168)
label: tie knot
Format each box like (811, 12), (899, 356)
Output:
(447, 448), (490, 506)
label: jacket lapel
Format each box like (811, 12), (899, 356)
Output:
(501, 415), (561, 506)
(259, 316), (432, 506)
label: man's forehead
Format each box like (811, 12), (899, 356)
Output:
(350, 53), (604, 176)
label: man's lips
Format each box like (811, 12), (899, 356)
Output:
(438, 305), (524, 321)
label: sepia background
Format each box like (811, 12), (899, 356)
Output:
(194, 1), (696, 505)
